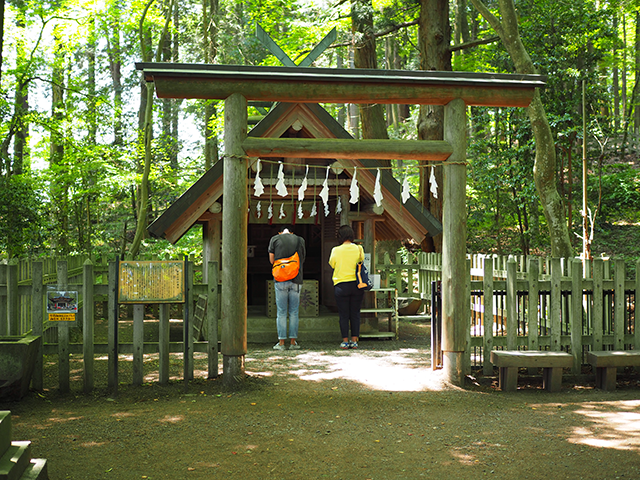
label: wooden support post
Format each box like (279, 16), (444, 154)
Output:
(441, 98), (467, 386)
(527, 257), (540, 375)
(159, 303), (170, 385)
(7, 259), (18, 335)
(108, 261), (118, 393)
(57, 260), (70, 393)
(207, 261), (219, 379)
(614, 259), (625, 351)
(221, 93), (248, 385)
(82, 259), (95, 393)
(550, 258), (561, 351)
(133, 304), (144, 385)
(340, 194), (349, 226)
(570, 258), (583, 374)
(0, 262), (6, 336)
(31, 261), (44, 391)
(506, 258), (517, 350)
(592, 258), (604, 351)
(185, 260), (194, 381)
(482, 257), (494, 376)
(202, 215), (221, 284)
(636, 259), (640, 354)
(361, 218), (377, 327)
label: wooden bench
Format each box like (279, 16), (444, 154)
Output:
(587, 351), (640, 391)
(490, 350), (573, 392)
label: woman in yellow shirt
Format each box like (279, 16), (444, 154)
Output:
(328, 225), (365, 349)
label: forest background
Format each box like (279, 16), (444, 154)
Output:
(0, 0), (639, 271)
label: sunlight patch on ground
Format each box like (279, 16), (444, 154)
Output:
(158, 415), (184, 424)
(568, 400), (640, 452)
(286, 350), (445, 391)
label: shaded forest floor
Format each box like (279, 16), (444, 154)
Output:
(3, 322), (640, 480)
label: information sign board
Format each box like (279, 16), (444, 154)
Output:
(118, 260), (185, 304)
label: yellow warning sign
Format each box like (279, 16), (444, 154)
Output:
(118, 260), (185, 304)
(49, 313), (76, 322)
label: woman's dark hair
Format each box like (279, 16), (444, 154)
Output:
(337, 225), (355, 243)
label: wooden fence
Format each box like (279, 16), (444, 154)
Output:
(0, 256), (219, 395)
(1, 253), (639, 392)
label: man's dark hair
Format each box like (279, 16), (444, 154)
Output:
(278, 225), (292, 233)
(337, 225), (355, 243)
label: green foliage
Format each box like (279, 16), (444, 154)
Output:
(588, 164), (640, 223)
(0, 175), (45, 257)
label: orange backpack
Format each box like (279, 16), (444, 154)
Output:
(272, 252), (300, 282)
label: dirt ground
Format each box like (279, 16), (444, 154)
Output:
(3, 321), (640, 480)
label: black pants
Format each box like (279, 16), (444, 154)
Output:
(334, 281), (365, 339)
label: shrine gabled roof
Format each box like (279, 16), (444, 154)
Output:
(135, 62), (545, 108)
(148, 101), (443, 244)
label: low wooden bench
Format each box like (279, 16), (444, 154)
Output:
(587, 351), (640, 391)
(490, 350), (573, 392)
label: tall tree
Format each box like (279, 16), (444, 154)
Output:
(417, 0), (451, 253)
(49, 23), (70, 255)
(351, 0), (389, 143)
(130, 0), (175, 258)
(469, 0), (573, 257)
(203, 0), (219, 170)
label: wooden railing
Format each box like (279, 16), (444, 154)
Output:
(2, 253), (639, 391)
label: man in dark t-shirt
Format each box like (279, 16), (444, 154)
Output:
(268, 226), (306, 351)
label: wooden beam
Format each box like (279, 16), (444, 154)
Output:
(243, 137), (452, 161)
(136, 64), (545, 108)
(151, 76), (536, 107)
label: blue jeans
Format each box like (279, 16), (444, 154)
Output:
(275, 281), (301, 340)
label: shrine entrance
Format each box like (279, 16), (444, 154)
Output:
(136, 61), (544, 387)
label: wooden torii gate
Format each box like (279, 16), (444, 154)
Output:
(135, 62), (545, 386)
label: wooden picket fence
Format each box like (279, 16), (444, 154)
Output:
(1, 252), (639, 392)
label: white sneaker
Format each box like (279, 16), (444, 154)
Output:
(273, 343), (287, 351)
(289, 342), (301, 350)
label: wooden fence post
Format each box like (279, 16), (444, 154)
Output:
(570, 257), (582, 373)
(57, 260), (70, 393)
(482, 257), (494, 376)
(186, 260), (194, 381)
(108, 261), (118, 393)
(7, 259), (18, 335)
(527, 257), (540, 374)
(0, 261), (6, 336)
(133, 304), (144, 386)
(636, 259), (640, 352)
(592, 258), (604, 352)
(506, 257), (517, 350)
(614, 259), (625, 351)
(159, 303), (170, 385)
(207, 261), (219, 379)
(550, 258), (562, 351)
(83, 259), (95, 393)
(31, 261), (44, 390)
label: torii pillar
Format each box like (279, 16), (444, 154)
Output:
(221, 93), (248, 384)
(441, 98), (468, 385)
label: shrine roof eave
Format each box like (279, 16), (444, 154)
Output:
(135, 63), (546, 108)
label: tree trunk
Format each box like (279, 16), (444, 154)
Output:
(130, 0), (174, 257)
(351, 0), (389, 146)
(203, 0), (219, 170)
(50, 27), (69, 255)
(417, 0), (451, 253)
(106, 0), (124, 146)
(470, 0), (573, 257)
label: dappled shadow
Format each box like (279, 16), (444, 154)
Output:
(568, 400), (640, 452)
